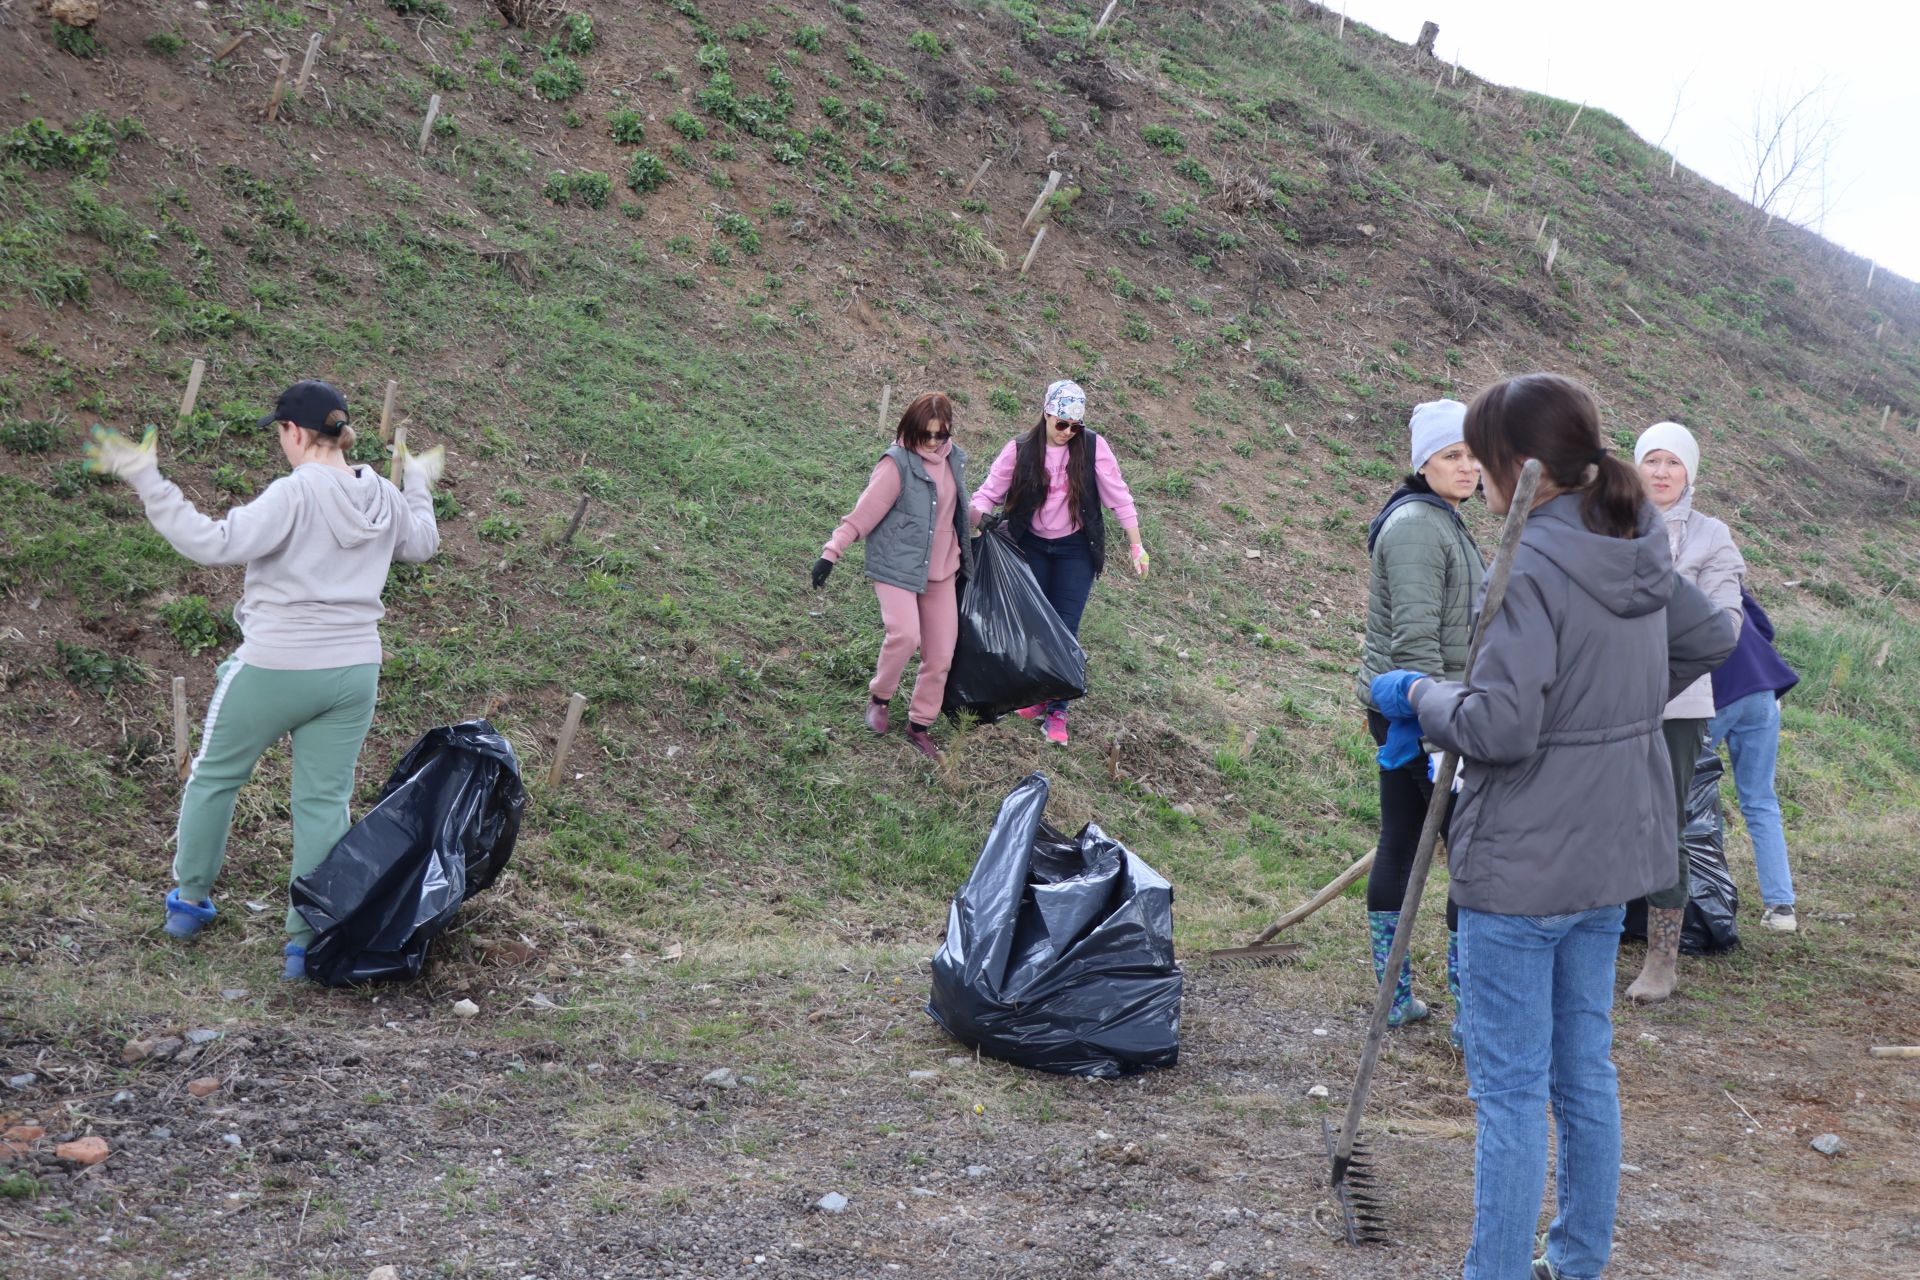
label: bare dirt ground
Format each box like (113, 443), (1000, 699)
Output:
(6, 928), (1916, 1280)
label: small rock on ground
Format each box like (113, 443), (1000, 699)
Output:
(55, 1136), (110, 1165)
(702, 1068), (739, 1090)
(368, 1267), (401, 1280)
(186, 1077), (221, 1099)
(1810, 1133), (1845, 1156)
(907, 1070), (938, 1084)
(814, 1192), (848, 1214)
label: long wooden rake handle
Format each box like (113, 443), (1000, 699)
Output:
(1332, 460), (1544, 1191)
(1247, 848), (1375, 947)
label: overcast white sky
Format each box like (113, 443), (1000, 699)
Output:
(1340, 1), (1920, 281)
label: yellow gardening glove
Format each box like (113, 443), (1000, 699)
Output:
(391, 441), (446, 489)
(84, 425), (159, 480)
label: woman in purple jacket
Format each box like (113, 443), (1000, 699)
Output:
(1708, 587), (1801, 933)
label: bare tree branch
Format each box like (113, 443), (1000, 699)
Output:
(1741, 79), (1841, 233)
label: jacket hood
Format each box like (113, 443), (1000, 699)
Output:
(303, 463), (398, 550)
(1521, 494), (1674, 620)
(1366, 485), (1458, 553)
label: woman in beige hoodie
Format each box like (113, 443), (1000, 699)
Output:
(1628, 420), (1745, 1002)
(87, 381), (442, 980)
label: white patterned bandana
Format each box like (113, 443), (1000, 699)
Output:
(1042, 379), (1087, 423)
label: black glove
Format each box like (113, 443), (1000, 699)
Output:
(810, 556), (834, 590)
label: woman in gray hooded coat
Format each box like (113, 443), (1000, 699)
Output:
(1370, 374), (1735, 1280)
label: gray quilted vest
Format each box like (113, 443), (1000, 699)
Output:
(864, 443), (974, 593)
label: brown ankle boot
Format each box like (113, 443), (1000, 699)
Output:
(1627, 907), (1683, 1003)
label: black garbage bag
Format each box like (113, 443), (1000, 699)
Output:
(927, 773), (1182, 1078)
(1622, 744), (1740, 955)
(942, 525), (1087, 724)
(1677, 746), (1739, 954)
(291, 720), (525, 986)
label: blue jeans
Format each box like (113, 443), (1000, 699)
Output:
(1017, 531), (1096, 714)
(1459, 904), (1625, 1280)
(1707, 690), (1795, 908)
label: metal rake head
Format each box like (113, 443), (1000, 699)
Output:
(1323, 1117), (1391, 1246)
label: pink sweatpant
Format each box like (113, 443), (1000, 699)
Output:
(871, 575), (959, 728)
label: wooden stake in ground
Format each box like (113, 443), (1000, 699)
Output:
(961, 158), (992, 198)
(214, 29), (253, 61)
(178, 358), (207, 421)
(547, 692), (587, 788)
(263, 51), (289, 122)
(1091, 1), (1120, 38)
(1336, 3), (1346, 40)
(1881, 405), (1892, 431)
(560, 493), (590, 545)
(1866, 260), (1877, 290)
(1022, 170), (1062, 233)
(378, 379), (399, 442)
(877, 383), (892, 434)
(418, 93), (442, 154)
(1019, 225), (1048, 275)
(296, 32), (323, 97)
(172, 677), (190, 781)
(1564, 100), (1586, 136)
(1545, 236), (1560, 274)
(1536, 212), (1550, 243)
(388, 425), (407, 484)
(1481, 185), (1493, 216)
(1871, 1046), (1920, 1059)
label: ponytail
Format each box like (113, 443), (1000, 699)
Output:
(1582, 453), (1642, 540)
(1464, 373), (1642, 540)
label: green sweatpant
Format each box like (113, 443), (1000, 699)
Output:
(1646, 717), (1708, 911)
(174, 659), (380, 943)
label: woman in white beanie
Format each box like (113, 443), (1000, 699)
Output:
(969, 379), (1148, 746)
(1628, 420), (1745, 1002)
(1354, 399), (1483, 1042)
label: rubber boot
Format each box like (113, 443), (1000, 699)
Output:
(1447, 928), (1464, 1050)
(1368, 910), (1429, 1027)
(1627, 906), (1683, 1004)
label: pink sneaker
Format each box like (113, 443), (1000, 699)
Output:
(1015, 704), (1046, 720)
(1044, 711), (1069, 746)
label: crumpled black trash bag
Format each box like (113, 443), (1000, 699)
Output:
(1677, 746), (1739, 954)
(291, 720), (525, 986)
(1623, 744), (1740, 955)
(927, 773), (1182, 1078)
(942, 524), (1087, 724)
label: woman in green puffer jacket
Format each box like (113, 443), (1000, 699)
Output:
(1354, 399), (1485, 1043)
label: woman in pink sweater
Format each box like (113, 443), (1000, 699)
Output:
(969, 380), (1148, 746)
(812, 392), (974, 761)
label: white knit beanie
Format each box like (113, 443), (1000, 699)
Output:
(1634, 421), (1699, 486)
(1408, 399), (1468, 473)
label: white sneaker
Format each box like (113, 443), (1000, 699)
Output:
(1760, 905), (1798, 934)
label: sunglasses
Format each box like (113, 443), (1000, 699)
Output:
(930, 427), (952, 441)
(1049, 417), (1084, 434)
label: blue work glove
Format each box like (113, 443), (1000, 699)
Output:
(1369, 670), (1427, 770)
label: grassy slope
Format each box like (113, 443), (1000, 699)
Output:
(1, 0), (1916, 1035)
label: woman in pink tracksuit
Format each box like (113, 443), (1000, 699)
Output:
(969, 379), (1148, 746)
(811, 392), (974, 762)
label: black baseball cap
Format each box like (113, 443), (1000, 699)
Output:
(257, 380), (351, 434)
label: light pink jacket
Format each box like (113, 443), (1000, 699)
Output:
(969, 435), (1140, 537)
